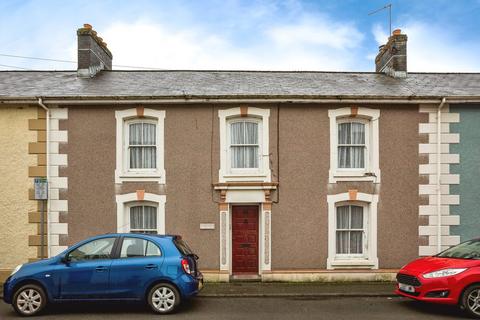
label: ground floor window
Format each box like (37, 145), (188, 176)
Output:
(115, 192), (166, 235)
(336, 205), (365, 255)
(129, 205), (158, 234)
(327, 192), (378, 269)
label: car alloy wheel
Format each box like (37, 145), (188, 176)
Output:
(463, 285), (480, 318)
(13, 285), (46, 316)
(148, 283), (180, 314)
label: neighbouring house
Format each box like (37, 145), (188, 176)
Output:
(0, 104), (46, 282)
(1, 25), (479, 282)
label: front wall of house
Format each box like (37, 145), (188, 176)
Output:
(164, 105), (222, 269)
(0, 106), (38, 278)
(377, 106), (424, 267)
(65, 107), (118, 244)
(66, 105), (223, 269)
(272, 105), (329, 269)
(272, 104), (421, 269)
(63, 103), (421, 272)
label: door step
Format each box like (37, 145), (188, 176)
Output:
(231, 274), (261, 282)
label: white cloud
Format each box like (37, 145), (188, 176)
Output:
(267, 17), (363, 49)
(103, 17), (365, 71)
(372, 22), (480, 72)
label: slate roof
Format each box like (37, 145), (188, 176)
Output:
(0, 70), (479, 100)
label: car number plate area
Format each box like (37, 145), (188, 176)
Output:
(399, 283), (415, 293)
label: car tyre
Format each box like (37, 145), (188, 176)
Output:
(12, 284), (47, 317)
(147, 283), (181, 314)
(462, 284), (480, 318)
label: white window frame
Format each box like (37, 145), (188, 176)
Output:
(115, 192), (166, 235)
(327, 192), (379, 269)
(115, 108), (165, 184)
(227, 118), (262, 174)
(128, 203), (159, 234)
(219, 107), (271, 182)
(328, 107), (380, 183)
(334, 203), (368, 259)
(125, 119), (158, 173)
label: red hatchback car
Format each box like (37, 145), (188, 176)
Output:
(396, 239), (480, 318)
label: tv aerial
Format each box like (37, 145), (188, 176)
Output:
(369, 3), (392, 36)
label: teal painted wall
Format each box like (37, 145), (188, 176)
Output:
(450, 104), (480, 241)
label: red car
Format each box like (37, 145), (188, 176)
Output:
(396, 239), (480, 318)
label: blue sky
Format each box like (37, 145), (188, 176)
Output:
(0, 0), (479, 71)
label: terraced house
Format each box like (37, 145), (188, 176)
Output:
(1, 25), (480, 282)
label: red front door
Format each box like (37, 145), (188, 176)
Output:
(232, 205), (259, 274)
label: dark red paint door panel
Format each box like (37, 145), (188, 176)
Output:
(232, 206), (259, 274)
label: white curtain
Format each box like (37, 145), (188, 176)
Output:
(130, 205), (157, 234)
(230, 121), (259, 168)
(130, 206), (143, 230)
(338, 122), (365, 169)
(336, 205), (364, 254)
(336, 206), (349, 254)
(129, 122), (156, 169)
(143, 206), (157, 231)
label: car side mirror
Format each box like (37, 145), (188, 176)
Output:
(60, 255), (71, 264)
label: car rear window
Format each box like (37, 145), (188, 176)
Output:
(173, 238), (194, 256)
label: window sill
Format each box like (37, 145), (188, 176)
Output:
(220, 172), (270, 183)
(329, 169), (380, 183)
(327, 258), (378, 269)
(115, 170), (165, 184)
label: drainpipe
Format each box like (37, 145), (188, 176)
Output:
(436, 97), (447, 253)
(37, 98), (50, 258)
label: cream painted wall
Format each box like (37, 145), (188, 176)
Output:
(0, 106), (37, 272)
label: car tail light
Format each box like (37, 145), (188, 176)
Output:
(181, 258), (191, 275)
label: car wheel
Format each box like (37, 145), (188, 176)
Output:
(147, 283), (181, 314)
(12, 284), (47, 317)
(462, 284), (480, 318)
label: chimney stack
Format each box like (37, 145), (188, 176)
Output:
(77, 24), (112, 77)
(375, 29), (407, 78)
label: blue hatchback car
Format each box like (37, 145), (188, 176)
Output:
(3, 233), (203, 316)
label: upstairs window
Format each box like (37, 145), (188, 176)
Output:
(328, 107), (380, 183)
(115, 108), (165, 183)
(218, 107), (271, 182)
(338, 122), (366, 169)
(230, 120), (259, 169)
(128, 121), (157, 169)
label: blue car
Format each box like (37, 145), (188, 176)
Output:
(3, 234), (203, 316)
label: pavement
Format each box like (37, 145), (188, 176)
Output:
(0, 281), (396, 299)
(198, 281), (396, 297)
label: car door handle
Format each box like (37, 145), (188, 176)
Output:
(95, 266), (108, 272)
(145, 264), (158, 270)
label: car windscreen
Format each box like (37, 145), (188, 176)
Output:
(436, 239), (480, 259)
(173, 238), (194, 256)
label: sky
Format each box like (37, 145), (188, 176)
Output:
(0, 0), (479, 72)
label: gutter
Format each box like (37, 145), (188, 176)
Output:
(1, 97), (480, 105)
(37, 98), (51, 258)
(436, 97), (447, 253)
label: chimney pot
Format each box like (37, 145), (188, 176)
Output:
(83, 23), (92, 30)
(392, 28), (402, 35)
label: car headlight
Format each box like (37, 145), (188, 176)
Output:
(10, 264), (23, 276)
(423, 268), (467, 279)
